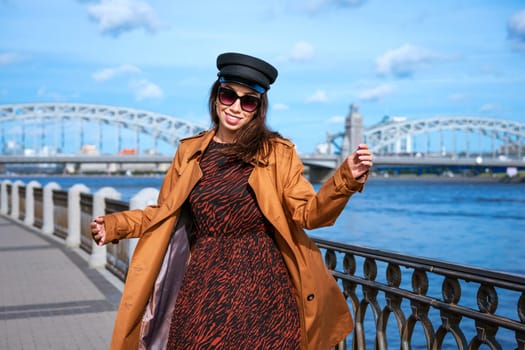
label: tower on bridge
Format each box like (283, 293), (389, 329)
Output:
(341, 103), (363, 159)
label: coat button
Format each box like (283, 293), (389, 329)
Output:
(307, 294), (315, 301)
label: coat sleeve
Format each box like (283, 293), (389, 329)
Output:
(282, 145), (366, 230)
(103, 146), (184, 243)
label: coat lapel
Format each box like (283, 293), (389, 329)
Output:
(142, 132), (214, 234)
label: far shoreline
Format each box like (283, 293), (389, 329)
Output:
(367, 174), (524, 183)
(1, 172), (524, 184)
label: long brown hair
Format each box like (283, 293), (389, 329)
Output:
(208, 80), (281, 164)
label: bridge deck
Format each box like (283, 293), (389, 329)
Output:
(0, 216), (123, 350)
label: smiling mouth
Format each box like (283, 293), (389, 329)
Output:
(225, 114), (241, 124)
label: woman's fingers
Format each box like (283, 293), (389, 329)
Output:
(91, 218), (105, 245)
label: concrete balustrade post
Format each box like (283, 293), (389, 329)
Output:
(24, 181), (41, 227)
(128, 187), (159, 258)
(66, 184), (90, 248)
(0, 180), (12, 215)
(10, 180), (24, 220)
(90, 187), (121, 269)
(42, 182), (61, 235)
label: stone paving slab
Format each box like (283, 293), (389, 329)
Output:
(0, 216), (123, 350)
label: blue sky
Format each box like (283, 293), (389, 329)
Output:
(1, 0), (525, 154)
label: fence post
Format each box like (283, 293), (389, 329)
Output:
(42, 182), (61, 235)
(90, 187), (121, 269)
(0, 180), (11, 215)
(66, 184), (90, 248)
(24, 181), (41, 227)
(10, 180), (24, 220)
(128, 188), (159, 259)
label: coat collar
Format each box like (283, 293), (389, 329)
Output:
(182, 128), (269, 167)
(183, 129), (215, 161)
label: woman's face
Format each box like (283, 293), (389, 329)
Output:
(215, 82), (260, 142)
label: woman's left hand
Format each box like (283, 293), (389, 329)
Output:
(347, 144), (373, 180)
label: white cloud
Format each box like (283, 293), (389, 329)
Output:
(480, 103), (498, 113)
(375, 44), (443, 78)
(337, 0), (363, 5)
(94, 64), (161, 101)
(0, 52), (23, 65)
(327, 115), (345, 124)
(288, 0), (364, 14)
(306, 89), (328, 103)
(302, 0), (331, 13)
(508, 10), (525, 50)
(37, 87), (64, 101)
(357, 84), (393, 102)
(92, 64), (141, 81)
(273, 103), (289, 111)
(478, 65), (503, 77)
(289, 41), (315, 62)
(130, 79), (163, 100)
(87, 0), (160, 36)
(449, 93), (466, 103)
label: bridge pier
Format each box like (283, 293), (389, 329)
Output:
(306, 166), (335, 184)
(342, 103), (363, 159)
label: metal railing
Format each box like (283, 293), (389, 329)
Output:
(313, 238), (525, 349)
(33, 187), (43, 229)
(1, 179), (524, 349)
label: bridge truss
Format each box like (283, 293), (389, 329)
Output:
(0, 103), (207, 155)
(329, 116), (524, 159)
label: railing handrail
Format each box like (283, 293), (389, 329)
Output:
(314, 238), (525, 291)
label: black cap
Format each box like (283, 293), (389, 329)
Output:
(217, 52), (278, 93)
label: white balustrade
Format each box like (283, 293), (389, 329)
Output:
(66, 184), (90, 248)
(42, 182), (61, 235)
(0, 180), (160, 282)
(0, 180), (11, 215)
(23, 180), (41, 227)
(10, 180), (24, 220)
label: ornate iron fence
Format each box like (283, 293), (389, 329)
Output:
(313, 238), (525, 350)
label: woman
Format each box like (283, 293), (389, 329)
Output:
(91, 52), (373, 350)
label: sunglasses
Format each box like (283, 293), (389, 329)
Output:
(217, 86), (260, 112)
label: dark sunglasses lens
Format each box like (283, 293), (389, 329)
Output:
(240, 96), (259, 112)
(218, 86), (260, 112)
(218, 87), (236, 106)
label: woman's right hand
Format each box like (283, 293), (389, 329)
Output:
(91, 217), (107, 246)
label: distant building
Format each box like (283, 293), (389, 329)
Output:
(3, 140), (23, 155)
(118, 148), (137, 156)
(81, 144), (100, 155)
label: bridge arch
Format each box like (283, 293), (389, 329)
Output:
(0, 103), (208, 155)
(364, 116), (525, 157)
(364, 117), (525, 151)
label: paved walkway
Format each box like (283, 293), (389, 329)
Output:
(0, 215), (123, 350)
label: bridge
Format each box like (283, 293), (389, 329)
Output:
(303, 105), (525, 181)
(0, 102), (207, 156)
(1, 103), (524, 180)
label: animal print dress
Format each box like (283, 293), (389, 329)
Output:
(167, 140), (301, 349)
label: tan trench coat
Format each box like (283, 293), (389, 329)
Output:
(102, 130), (366, 350)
